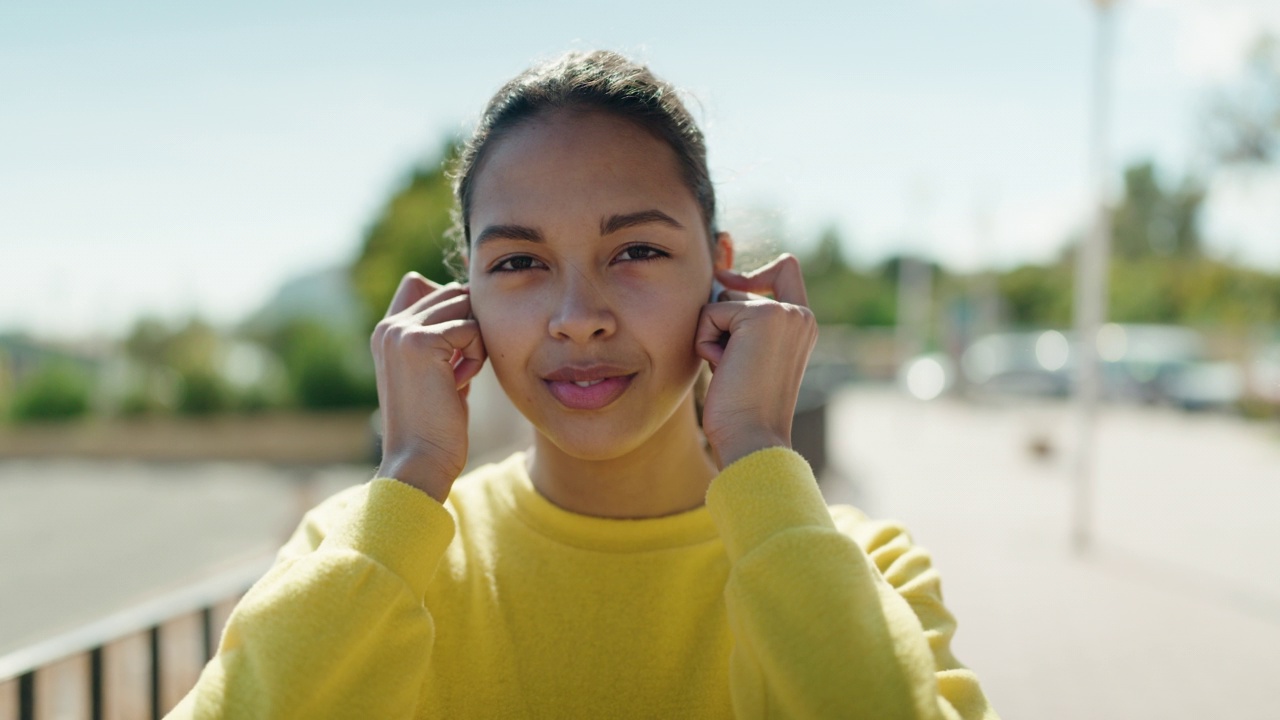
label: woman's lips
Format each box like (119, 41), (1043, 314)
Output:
(543, 370), (636, 410)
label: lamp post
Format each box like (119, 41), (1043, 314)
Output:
(1072, 0), (1118, 554)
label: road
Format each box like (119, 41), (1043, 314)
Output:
(0, 460), (370, 655)
(822, 386), (1280, 720)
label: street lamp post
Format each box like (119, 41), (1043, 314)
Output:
(1073, 0), (1118, 554)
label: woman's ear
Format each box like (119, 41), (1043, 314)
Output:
(713, 232), (734, 272)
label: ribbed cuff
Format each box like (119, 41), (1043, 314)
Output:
(321, 478), (456, 599)
(705, 447), (834, 563)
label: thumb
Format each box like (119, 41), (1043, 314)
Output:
(695, 302), (740, 366)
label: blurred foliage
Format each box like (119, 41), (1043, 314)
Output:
(801, 158), (1280, 334)
(117, 314), (377, 416)
(267, 320), (377, 410)
(9, 362), (91, 423)
(802, 228), (897, 326)
(118, 388), (157, 418)
(1110, 162), (1203, 261)
(995, 263), (1074, 327)
(177, 369), (230, 416)
(124, 317), (236, 415)
(125, 316), (220, 375)
(351, 142), (459, 333)
(1204, 33), (1280, 165)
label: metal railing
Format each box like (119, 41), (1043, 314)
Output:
(0, 557), (273, 720)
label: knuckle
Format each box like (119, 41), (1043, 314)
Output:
(769, 302), (814, 331)
(401, 327), (436, 349)
(371, 321), (391, 345)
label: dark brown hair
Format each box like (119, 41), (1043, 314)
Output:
(446, 50), (717, 274)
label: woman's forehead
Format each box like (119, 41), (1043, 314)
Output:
(469, 110), (701, 235)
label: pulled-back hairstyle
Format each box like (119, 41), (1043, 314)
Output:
(447, 50), (717, 275)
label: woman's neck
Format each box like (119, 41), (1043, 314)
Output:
(526, 395), (718, 519)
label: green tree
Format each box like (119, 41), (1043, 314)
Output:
(124, 317), (171, 368)
(996, 263), (1073, 327)
(271, 320), (377, 410)
(1110, 161), (1204, 261)
(177, 369), (229, 416)
(801, 227), (898, 326)
(10, 362), (92, 423)
(1205, 33), (1280, 165)
(123, 316), (236, 415)
(351, 142), (459, 333)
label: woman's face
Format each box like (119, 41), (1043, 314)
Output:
(467, 109), (728, 460)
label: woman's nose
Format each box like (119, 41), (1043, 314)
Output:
(547, 275), (617, 342)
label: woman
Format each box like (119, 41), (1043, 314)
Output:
(171, 50), (997, 719)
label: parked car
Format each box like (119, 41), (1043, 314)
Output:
(1247, 342), (1280, 406)
(958, 325), (1244, 410)
(960, 330), (1072, 398)
(1096, 325), (1243, 410)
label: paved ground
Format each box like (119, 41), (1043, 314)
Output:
(0, 460), (370, 655)
(0, 366), (527, 658)
(822, 386), (1280, 720)
(3, 383), (1278, 719)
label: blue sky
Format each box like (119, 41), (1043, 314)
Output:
(2, 0), (1277, 340)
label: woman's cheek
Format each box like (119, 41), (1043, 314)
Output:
(472, 290), (534, 376)
(624, 284), (704, 362)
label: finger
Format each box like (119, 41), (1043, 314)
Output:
(384, 272), (440, 318)
(398, 282), (467, 321)
(718, 289), (757, 303)
(455, 355), (486, 390)
(716, 254), (808, 307)
(694, 301), (745, 366)
(408, 289), (472, 326)
(440, 320), (487, 389)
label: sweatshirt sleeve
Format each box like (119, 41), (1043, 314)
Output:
(166, 477), (456, 720)
(705, 447), (998, 720)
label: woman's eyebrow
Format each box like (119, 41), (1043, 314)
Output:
(600, 209), (683, 236)
(474, 224), (544, 246)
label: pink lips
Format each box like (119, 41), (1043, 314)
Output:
(543, 365), (636, 410)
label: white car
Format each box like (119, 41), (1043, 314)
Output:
(1248, 342), (1280, 405)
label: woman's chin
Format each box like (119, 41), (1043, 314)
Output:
(534, 422), (648, 463)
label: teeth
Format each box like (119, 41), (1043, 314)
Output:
(573, 380), (604, 388)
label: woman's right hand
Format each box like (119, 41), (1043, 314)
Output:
(372, 272), (487, 503)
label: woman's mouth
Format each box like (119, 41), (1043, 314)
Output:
(543, 366), (636, 410)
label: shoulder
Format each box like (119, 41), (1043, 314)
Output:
(275, 453), (525, 562)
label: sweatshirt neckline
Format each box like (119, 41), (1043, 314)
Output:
(494, 452), (719, 553)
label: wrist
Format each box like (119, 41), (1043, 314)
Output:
(711, 431), (790, 470)
(376, 452), (458, 504)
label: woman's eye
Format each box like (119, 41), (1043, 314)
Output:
(615, 245), (669, 263)
(492, 255), (545, 273)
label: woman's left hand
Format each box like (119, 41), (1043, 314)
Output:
(695, 253), (818, 469)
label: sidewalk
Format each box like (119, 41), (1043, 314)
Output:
(821, 386), (1280, 720)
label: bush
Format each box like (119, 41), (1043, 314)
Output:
(275, 321), (377, 411)
(234, 386), (275, 414)
(293, 353), (375, 410)
(177, 369), (230, 416)
(118, 389), (156, 418)
(10, 362), (92, 423)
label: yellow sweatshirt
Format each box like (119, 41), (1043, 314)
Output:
(170, 448), (997, 719)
